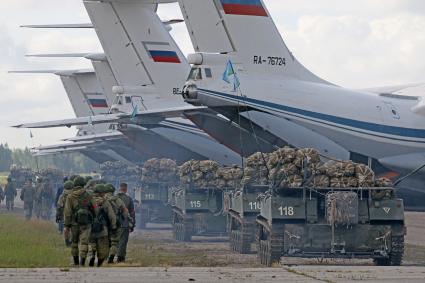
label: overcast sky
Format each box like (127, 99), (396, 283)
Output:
(0, 0), (424, 149)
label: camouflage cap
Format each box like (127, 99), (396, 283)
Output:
(64, 181), (74, 191)
(104, 184), (116, 193)
(93, 184), (106, 194)
(73, 176), (87, 188)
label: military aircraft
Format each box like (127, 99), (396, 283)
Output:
(13, 0), (242, 165)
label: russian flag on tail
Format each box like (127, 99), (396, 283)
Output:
(220, 0), (268, 17)
(149, 50), (181, 63)
(89, 99), (108, 108)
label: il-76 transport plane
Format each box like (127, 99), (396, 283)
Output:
(15, 0), (425, 194)
(174, 0), (425, 175)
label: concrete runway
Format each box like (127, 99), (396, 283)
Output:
(1, 200), (424, 283)
(1, 266), (425, 283)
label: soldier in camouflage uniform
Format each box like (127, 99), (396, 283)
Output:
(88, 184), (117, 267)
(40, 180), (54, 220)
(20, 179), (35, 220)
(116, 183), (135, 263)
(34, 177), (43, 218)
(0, 186), (4, 204)
(4, 177), (17, 211)
(56, 180), (74, 246)
(104, 184), (129, 264)
(64, 176), (95, 266)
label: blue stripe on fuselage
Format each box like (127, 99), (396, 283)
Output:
(198, 88), (425, 140)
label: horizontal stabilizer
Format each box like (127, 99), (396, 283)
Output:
(26, 53), (94, 58)
(21, 19), (183, 30)
(9, 69), (94, 76)
(13, 106), (207, 129)
(21, 23), (93, 29)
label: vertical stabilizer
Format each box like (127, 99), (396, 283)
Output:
(180, 0), (327, 83)
(83, 0), (190, 97)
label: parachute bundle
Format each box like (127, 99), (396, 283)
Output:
(100, 161), (142, 185)
(242, 152), (270, 186)
(179, 160), (222, 189)
(239, 146), (384, 189)
(217, 165), (243, 189)
(141, 158), (178, 183)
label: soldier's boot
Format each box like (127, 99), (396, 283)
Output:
(117, 256), (125, 263)
(108, 255), (114, 264)
(80, 257), (86, 266)
(89, 257), (95, 267)
(97, 259), (104, 267)
(73, 256), (79, 266)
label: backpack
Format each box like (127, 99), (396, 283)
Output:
(109, 197), (125, 226)
(75, 192), (93, 225)
(92, 199), (111, 233)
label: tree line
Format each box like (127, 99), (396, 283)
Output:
(0, 143), (98, 174)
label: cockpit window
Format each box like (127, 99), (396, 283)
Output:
(205, 68), (212, 78)
(188, 68), (202, 80)
(125, 96), (132, 104)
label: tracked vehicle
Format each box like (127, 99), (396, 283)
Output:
(256, 186), (405, 266)
(171, 185), (227, 242)
(226, 185), (268, 254)
(135, 182), (173, 229)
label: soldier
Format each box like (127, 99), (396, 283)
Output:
(0, 186), (4, 204)
(104, 184), (129, 264)
(55, 177), (68, 233)
(64, 176), (95, 266)
(40, 180), (54, 220)
(4, 177), (17, 211)
(88, 184), (117, 267)
(20, 179), (35, 220)
(34, 177), (43, 218)
(56, 180), (74, 245)
(116, 183), (135, 263)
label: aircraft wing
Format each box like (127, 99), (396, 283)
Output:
(33, 147), (89, 156)
(34, 141), (96, 151)
(64, 132), (123, 142)
(14, 106), (207, 129)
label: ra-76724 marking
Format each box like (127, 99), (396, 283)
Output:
(253, 56), (286, 66)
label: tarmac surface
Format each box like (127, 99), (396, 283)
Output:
(0, 198), (424, 283)
(1, 266), (425, 283)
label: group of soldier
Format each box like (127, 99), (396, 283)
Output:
(56, 176), (136, 267)
(1, 174), (136, 267)
(0, 176), (55, 220)
(0, 177), (18, 211)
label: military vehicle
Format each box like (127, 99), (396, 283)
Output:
(226, 185), (268, 254)
(171, 185), (227, 242)
(256, 186), (405, 266)
(135, 182), (173, 229)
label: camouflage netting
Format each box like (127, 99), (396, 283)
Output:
(141, 158), (178, 184)
(179, 160), (222, 189)
(326, 191), (359, 226)
(100, 161), (142, 185)
(8, 165), (34, 188)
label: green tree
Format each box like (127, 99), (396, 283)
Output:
(0, 144), (13, 171)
